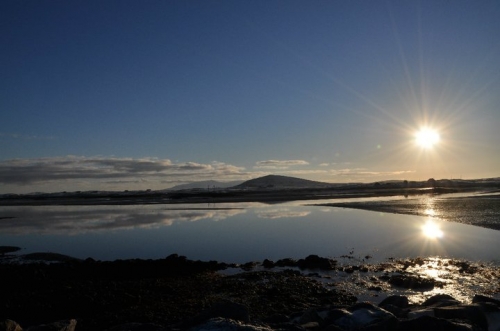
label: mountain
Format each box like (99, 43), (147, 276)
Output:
(235, 175), (333, 190)
(168, 180), (244, 191)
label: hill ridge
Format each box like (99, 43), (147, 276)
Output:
(235, 175), (333, 189)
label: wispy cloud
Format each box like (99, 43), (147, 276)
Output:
(0, 156), (251, 188)
(331, 168), (414, 176)
(329, 168), (415, 181)
(254, 159), (309, 169)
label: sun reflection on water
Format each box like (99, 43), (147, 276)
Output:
(323, 256), (500, 306)
(422, 220), (444, 239)
(391, 257), (499, 304)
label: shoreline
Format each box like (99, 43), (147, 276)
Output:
(0, 186), (484, 206)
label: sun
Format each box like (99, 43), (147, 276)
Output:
(415, 127), (440, 148)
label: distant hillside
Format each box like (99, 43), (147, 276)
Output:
(169, 180), (244, 191)
(235, 175), (333, 189)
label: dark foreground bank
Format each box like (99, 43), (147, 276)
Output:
(1, 253), (499, 331)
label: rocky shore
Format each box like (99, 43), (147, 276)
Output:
(1, 254), (499, 331)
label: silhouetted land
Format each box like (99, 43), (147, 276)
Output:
(1, 177), (498, 206)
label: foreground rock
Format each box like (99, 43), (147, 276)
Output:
(0, 255), (354, 330)
(188, 294), (499, 331)
(1, 255), (499, 330)
(0, 319), (76, 331)
(5, 294), (499, 330)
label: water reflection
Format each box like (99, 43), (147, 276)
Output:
(0, 206), (246, 235)
(256, 208), (310, 219)
(0, 205), (316, 236)
(0, 203), (499, 263)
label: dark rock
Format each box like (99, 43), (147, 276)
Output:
(451, 261), (479, 274)
(190, 317), (274, 331)
(190, 300), (250, 326)
(379, 295), (409, 309)
(479, 303), (500, 331)
(388, 274), (437, 290)
(262, 259), (275, 268)
(472, 294), (500, 306)
(25, 319), (77, 331)
(407, 308), (435, 320)
(165, 253), (185, 261)
(263, 314), (289, 324)
(434, 304), (488, 330)
(422, 294), (461, 307)
(378, 275), (391, 281)
(396, 315), (477, 331)
(322, 325), (345, 331)
(323, 308), (352, 326)
(275, 258), (297, 268)
(332, 302), (398, 331)
(368, 286), (383, 291)
(436, 301), (500, 331)
(379, 304), (408, 318)
(298, 308), (323, 324)
(350, 302), (381, 311)
(105, 322), (168, 331)
(297, 255), (337, 270)
(0, 320), (22, 331)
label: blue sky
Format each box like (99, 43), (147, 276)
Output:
(1, 1), (499, 193)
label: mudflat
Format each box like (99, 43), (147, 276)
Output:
(315, 193), (500, 230)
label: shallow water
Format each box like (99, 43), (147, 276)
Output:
(1, 196), (499, 264)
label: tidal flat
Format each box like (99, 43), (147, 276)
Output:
(315, 192), (500, 230)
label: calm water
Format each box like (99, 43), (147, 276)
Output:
(1, 198), (499, 264)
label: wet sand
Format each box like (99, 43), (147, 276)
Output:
(315, 193), (500, 231)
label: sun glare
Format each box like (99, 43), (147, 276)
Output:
(415, 127), (440, 149)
